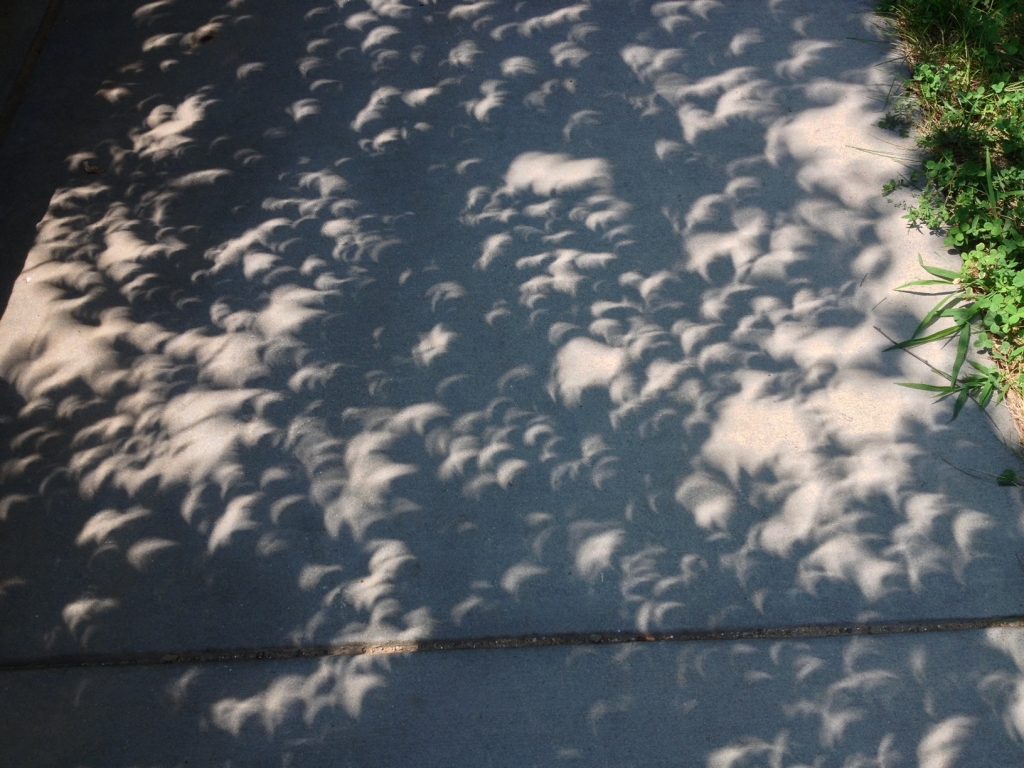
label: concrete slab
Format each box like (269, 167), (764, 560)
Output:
(5, 629), (1024, 766)
(1, 0), (1023, 666)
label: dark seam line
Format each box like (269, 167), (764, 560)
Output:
(3, 615), (1024, 673)
(0, 0), (65, 149)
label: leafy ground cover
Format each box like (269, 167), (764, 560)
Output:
(877, 0), (1024, 435)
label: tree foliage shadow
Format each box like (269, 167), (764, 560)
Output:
(1, 0), (1024, 764)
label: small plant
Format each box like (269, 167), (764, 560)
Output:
(878, 0), (1024, 435)
(876, 87), (918, 137)
(997, 468), (1021, 486)
(891, 256), (1006, 415)
(882, 177), (906, 196)
(877, 110), (913, 137)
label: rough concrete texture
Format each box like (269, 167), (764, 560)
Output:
(6, 629), (1024, 766)
(2, 0), (1024, 765)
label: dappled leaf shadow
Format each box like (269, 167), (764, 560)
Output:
(2, 0), (1024, 764)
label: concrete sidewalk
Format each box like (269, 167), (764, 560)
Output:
(2, 0), (1024, 764)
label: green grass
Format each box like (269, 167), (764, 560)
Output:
(877, 0), (1024, 419)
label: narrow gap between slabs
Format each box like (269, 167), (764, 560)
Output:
(4, 615), (1024, 673)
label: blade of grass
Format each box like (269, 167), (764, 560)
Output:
(908, 293), (964, 339)
(898, 382), (956, 393)
(950, 320), (971, 382)
(895, 278), (959, 289)
(918, 256), (960, 281)
(953, 385), (971, 417)
(887, 324), (960, 349)
(985, 147), (998, 210)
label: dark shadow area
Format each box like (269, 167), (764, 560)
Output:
(0, 0), (142, 313)
(1, 0), (1024, 763)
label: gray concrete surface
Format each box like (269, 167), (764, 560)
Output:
(2, 0), (1024, 765)
(6, 630), (1024, 766)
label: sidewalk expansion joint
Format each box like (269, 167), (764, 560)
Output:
(4, 615), (1024, 673)
(0, 0), (65, 147)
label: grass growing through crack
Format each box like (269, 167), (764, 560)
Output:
(877, 0), (1024, 426)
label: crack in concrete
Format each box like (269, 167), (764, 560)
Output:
(4, 615), (1024, 673)
(0, 0), (64, 147)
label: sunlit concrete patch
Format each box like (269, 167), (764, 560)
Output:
(550, 336), (629, 407)
(412, 323), (457, 367)
(702, 370), (816, 483)
(503, 152), (612, 197)
(132, 92), (214, 160)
